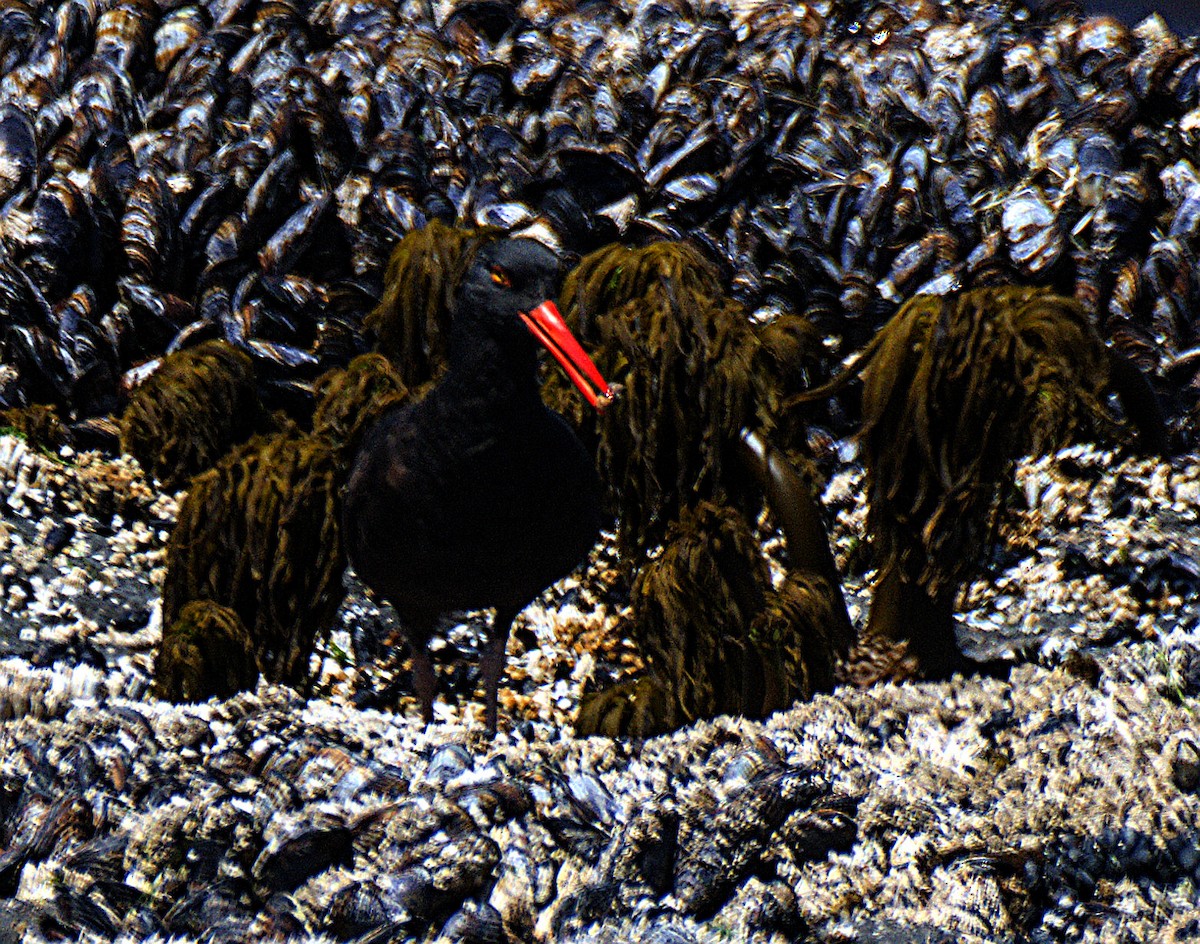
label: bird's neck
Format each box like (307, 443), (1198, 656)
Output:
(444, 332), (543, 415)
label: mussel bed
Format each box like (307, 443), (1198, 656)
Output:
(1, 0), (1200, 941)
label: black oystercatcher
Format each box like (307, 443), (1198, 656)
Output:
(343, 237), (616, 734)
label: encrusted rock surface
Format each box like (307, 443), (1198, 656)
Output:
(0, 433), (1197, 944)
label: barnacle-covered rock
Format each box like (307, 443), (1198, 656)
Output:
(923, 856), (1023, 939)
(1, 391), (1198, 944)
(776, 793), (860, 864)
(544, 735), (844, 938)
(119, 341), (262, 490)
(364, 222), (501, 386)
(0, 430), (160, 547)
(418, 830), (503, 907)
(154, 600), (258, 702)
(252, 809), (354, 895)
(436, 899), (505, 944)
(674, 753), (829, 917)
(324, 878), (413, 939)
(1169, 737), (1200, 792)
(542, 794), (680, 939)
(161, 431), (346, 687)
(717, 878), (805, 937)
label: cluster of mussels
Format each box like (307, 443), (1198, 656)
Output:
(0, 0), (1199, 445)
(1, 0), (1199, 939)
(0, 616), (1195, 943)
(0, 402), (1196, 942)
(0, 681), (861, 944)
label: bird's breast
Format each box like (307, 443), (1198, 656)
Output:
(345, 404), (601, 614)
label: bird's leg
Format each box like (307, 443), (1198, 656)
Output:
(410, 642), (437, 725)
(1106, 347), (1170, 456)
(481, 605), (519, 736)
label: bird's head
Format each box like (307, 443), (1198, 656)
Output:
(457, 238), (619, 411)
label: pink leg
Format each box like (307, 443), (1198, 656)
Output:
(480, 607), (518, 736)
(410, 644), (437, 725)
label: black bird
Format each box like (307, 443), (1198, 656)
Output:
(343, 237), (616, 734)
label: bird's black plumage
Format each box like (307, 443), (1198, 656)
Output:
(343, 238), (603, 733)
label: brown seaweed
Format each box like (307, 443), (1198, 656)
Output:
(577, 501), (842, 738)
(634, 501), (767, 729)
(0, 404), (69, 452)
(153, 600), (258, 702)
(560, 242), (848, 737)
(859, 288), (1119, 597)
(750, 313), (830, 463)
(155, 353), (400, 701)
(795, 286), (1154, 682)
(554, 241), (765, 560)
(751, 572), (844, 704)
(310, 353), (411, 463)
(574, 674), (675, 740)
(859, 287), (1127, 590)
(363, 221), (500, 387)
(118, 341), (261, 490)
(160, 431), (346, 688)
(561, 242), (726, 338)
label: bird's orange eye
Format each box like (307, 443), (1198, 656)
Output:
(490, 266), (512, 288)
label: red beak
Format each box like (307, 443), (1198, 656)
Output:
(520, 301), (619, 412)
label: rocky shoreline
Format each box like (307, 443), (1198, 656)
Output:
(0, 434), (1196, 943)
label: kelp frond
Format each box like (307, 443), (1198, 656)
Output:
(119, 341), (261, 489)
(0, 404), (68, 452)
(604, 501), (839, 735)
(311, 353), (410, 463)
(627, 501), (766, 732)
(812, 286), (1122, 598)
(154, 600), (258, 702)
(552, 241), (764, 558)
(751, 313), (829, 458)
(364, 221), (500, 386)
(161, 431), (346, 687)
(751, 572), (843, 703)
(574, 674), (674, 739)
(560, 241), (726, 337)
